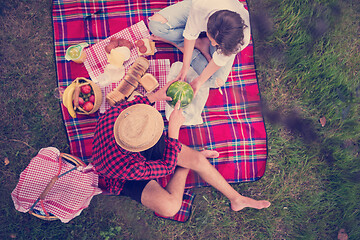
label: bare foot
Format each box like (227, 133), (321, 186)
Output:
(338, 229), (348, 240)
(150, 35), (184, 52)
(195, 37), (212, 62)
(150, 34), (171, 44)
(230, 196), (271, 211)
(200, 150), (219, 158)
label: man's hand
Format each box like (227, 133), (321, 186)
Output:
(189, 77), (202, 96)
(147, 79), (178, 103)
(168, 101), (185, 139)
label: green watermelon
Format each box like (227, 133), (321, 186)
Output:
(166, 81), (194, 108)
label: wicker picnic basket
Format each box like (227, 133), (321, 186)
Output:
(11, 148), (101, 223)
(62, 77), (102, 116)
(29, 153), (87, 221)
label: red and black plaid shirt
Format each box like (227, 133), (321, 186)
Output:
(92, 96), (181, 195)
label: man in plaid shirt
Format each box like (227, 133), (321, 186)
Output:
(93, 80), (270, 217)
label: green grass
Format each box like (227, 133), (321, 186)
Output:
(1, 0), (359, 239)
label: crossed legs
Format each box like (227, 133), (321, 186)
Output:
(149, 13), (232, 88)
(141, 167), (189, 217)
(149, 13), (213, 62)
(141, 144), (271, 217)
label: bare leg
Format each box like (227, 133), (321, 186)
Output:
(177, 144), (271, 211)
(140, 167), (190, 217)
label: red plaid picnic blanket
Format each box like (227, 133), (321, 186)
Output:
(52, 0), (267, 222)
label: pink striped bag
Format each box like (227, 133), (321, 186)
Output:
(11, 147), (102, 223)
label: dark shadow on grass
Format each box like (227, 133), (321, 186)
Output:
(250, 4), (287, 65)
(260, 100), (350, 168)
(250, 6), (274, 41)
(261, 100), (318, 144)
(261, 99), (360, 172)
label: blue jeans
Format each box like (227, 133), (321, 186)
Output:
(148, 0), (235, 88)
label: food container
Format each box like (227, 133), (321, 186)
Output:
(65, 43), (89, 64)
(62, 77), (102, 117)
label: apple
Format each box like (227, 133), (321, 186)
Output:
(89, 95), (95, 103)
(80, 85), (92, 94)
(83, 101), (94, 112)
(78, 97), (85, 106)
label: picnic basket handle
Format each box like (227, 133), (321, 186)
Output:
(38, 153), (65, 200)
(40, 176), (59, 200)
(38, 153), (86, 200)
(60, 153), (86, 167)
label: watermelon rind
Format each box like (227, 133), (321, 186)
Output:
(166, 81), (194, 108)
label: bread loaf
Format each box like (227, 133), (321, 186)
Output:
(117, 79), (136, 97)
(106, 57), (150, 106)
(127, 91), (143, 102)
(106, 89), (126, 106)
(139, 73), (159, 93)
(123, 73), (139, 88)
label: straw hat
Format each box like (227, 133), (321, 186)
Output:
(113, 104), (164, 152)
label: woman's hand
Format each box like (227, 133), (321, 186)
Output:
(174, 64), (190, 82)
(168, 101), (185, 139)
(176, 38), (196, 82)
(147, 79), (177, 103)
(190, 59), (221, 96)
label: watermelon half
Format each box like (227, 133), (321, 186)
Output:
(166, 81), (194, 108)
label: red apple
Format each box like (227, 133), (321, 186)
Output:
(78, 97), (85, 106)
(89, 95), (95, 103)
(80, 85), (92, 94)
(83, 101), (94, 112)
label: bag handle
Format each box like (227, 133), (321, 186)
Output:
(30, 153), (81, 218)
(39, 153), (83, 200)
(40, 176), (59, 200)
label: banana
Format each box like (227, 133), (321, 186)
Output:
(62, 81), (74, 108)
(62, 79), (78, 118)
(62, 87), (70, 109)
(72, 81), (81, 110)
(62, 84), (72, 108)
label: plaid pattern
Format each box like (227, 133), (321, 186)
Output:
(11, 147), (102, 223)
(99, 59), (170, 113)
(52, 0), (267, 222)
(83, 21), (170, 113)
(84, 21), (150, 81)
(155, 189), (195, 222)
(92, 96), (182, 195)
